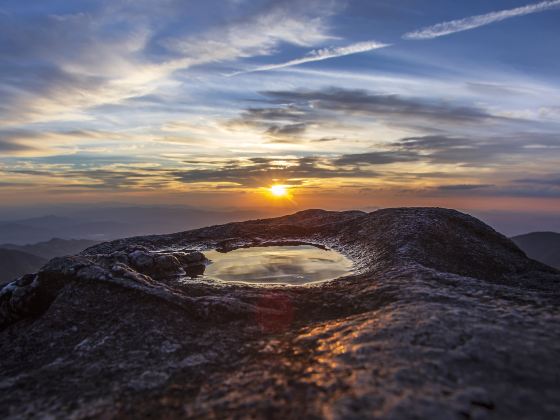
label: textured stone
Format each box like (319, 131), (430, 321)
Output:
(0, 208), (559, 419)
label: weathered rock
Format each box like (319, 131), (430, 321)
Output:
(0, 248), (208, 330)
(0, 208), (559, 419)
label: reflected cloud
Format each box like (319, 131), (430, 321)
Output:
(204, 245), (353, 284)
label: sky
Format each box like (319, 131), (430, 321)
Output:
(1, 0), (560, 217)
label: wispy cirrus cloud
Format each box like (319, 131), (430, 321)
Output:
(403, 0), (560, 40)
(0, 0), (337, 125)
(230, 41), (389, 75)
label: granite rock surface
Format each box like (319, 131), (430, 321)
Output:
(1, 208), (559, 419)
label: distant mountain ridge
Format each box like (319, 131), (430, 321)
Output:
(512, 231), (560, 269)
(0, 206), (269, 245)
(0, 238), (99, 260)
(0, 238), (100, 285)
(0, 249), (46, 285)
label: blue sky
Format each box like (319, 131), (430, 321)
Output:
(1, 0), (560, 213)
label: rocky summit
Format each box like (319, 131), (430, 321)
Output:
(0, 208), (559, 419)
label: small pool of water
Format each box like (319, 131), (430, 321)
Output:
(203, 245), (353, 285)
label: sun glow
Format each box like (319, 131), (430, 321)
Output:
(269, 184), (288, 197)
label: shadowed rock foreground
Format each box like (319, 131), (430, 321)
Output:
(1, 208), (559, 419)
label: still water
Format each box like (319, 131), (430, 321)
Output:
(203, 245), (353, 285)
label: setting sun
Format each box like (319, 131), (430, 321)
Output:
(269, 184), (288, 197)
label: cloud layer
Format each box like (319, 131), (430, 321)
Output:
(231, 41), (389, 75)
(404, 0), (560, 39)
(1, 0), (560, 209)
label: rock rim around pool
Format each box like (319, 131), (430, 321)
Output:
(0, 208), (559, 419)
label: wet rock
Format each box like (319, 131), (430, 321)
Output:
(0, 208), (559, 419)
(129, 250), (155, 270)
(127, 249), (207, 277)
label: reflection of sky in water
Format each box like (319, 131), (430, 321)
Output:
(204, 246), (353, 285)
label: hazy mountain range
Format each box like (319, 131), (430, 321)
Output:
(0, 249), (47, 285)
(512, 232), (560, 270)
(0, 206), (275, 245)
(0, 239), (100, 285)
